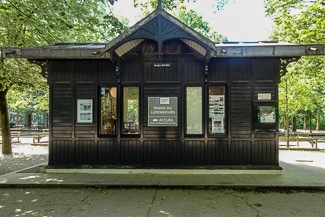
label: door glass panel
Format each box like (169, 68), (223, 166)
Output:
(123, 87), (139, 134)
(209, 86), (225, 135)
(186, 87), (202, 134)
(100, 86), (117, 134)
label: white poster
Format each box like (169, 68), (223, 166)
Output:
(77, 99), (93, 123)
(209, 95), (225, 133)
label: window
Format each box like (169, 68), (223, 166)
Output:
(186, 87), (203, 134)
(122, 87), (139, 134)
(100, 86), (117, 134)
(209, 86), (226, 135)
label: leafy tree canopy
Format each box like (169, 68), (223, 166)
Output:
(0, 0), (126, 48)
(265, 0), (325, 127)
(264, 0), (325, 43)
(1, 0), (127, 90)
(133, 0), (232, 13)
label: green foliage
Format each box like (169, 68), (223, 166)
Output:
(0, 0), (127, 107)
(0, 0), (127, 89)
(265, 0), (325, 43)
(133, 0), (232, 13)
(0, 0), (126, 152)
(265, 0), (325, 128)
(178, 9), (227, 42)
(0, 0), (125, 47)
(127, 100), (138, 121)
(133, 0), (193, 13)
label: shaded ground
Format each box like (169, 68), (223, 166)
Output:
(0, 153), (48, 175)
(0, 188), (325, 217)
(0, 138), (48, 175)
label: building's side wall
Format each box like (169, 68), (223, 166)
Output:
(47, 57), (279, 168)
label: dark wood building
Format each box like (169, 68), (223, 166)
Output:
(2, 8), (323, 169)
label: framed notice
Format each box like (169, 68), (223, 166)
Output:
(257, 106), (276, 123)
(77, 99), (93, 123)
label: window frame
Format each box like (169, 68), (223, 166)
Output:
(208, 85), (227, 137)
(185, 85), (204, 137)
(121, 86), (141, 137)
(98, 85), (118, 136)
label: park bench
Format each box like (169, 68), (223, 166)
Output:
(279, 136), (318, 148)
(309, 133), (325, 138)
(296, 137), (318, 148)
(11, 131), (21, 143)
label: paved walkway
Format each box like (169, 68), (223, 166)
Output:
(0, 160), (324, 190)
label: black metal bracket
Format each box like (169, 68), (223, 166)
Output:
(28, 59), (48, 78)
(280, 57), (301, 77)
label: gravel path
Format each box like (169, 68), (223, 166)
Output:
(0, 142), (48, 175)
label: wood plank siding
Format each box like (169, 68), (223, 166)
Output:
(47, 57), (279, 168)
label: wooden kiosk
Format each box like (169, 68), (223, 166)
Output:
(2, 8), (323, 169)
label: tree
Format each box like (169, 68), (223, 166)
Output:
(0, 58), (41, 153)
(133, 0), (233, 13)
(178, 9), (228, 42)
(7, 77), (49, 128)
(0, 0), (126, 154)
(265, 0), (325, 131)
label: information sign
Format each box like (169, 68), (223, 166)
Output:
(148, 97), (177, 126)
(257, 106), (276, 123)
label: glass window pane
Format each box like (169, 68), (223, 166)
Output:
(100, 86), (117, 134)
(186, 87), (202, 134)
(123, 87), (139, 134)
(209, 86), (225, 134)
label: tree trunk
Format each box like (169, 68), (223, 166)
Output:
(15, 110), (19, 127)
(316, 113), (320, 131)
(285, 114), (289, 147)
(284, 79), (289, 147)
(292, 116), (297, 132)
(309, 114), (312, 134)
(0, 89), (12, 154)
(24, 111), (32, 128)
(303, 116), (307, 130)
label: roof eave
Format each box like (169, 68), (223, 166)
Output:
(211, 44), (324, 57)
(1, 47), (111, 59)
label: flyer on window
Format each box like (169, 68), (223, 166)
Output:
(209, 95), (224, 133)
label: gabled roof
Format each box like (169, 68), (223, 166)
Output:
(1, 8), (324, 60)
(104, 8), (216, 59)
